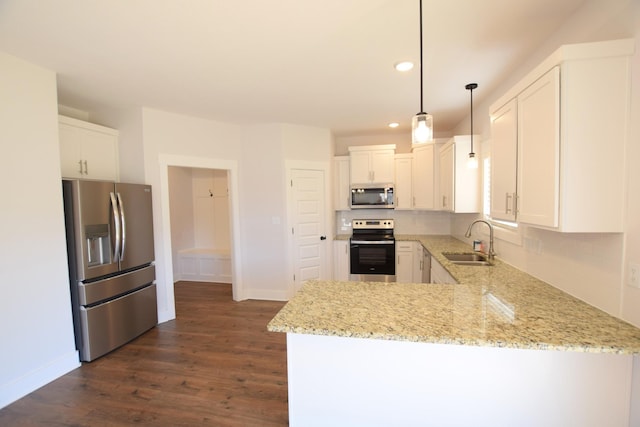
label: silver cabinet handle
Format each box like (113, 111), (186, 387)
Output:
(83, 160), (88, 175)
(515, 194), (519, 214)
(350, 240), (395, 245)
(78, 160), (83, 174)
(506, 193), (512, 214)
(117, 192), (126, 261)
(110, 192), (120, 262)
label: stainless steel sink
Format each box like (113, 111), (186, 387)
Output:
(442, 252), (492, 266)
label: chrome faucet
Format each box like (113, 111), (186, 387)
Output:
(465, 219), (496, 260)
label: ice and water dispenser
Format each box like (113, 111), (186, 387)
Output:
(85, 224), (111, 267)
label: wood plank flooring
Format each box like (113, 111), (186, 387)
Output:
(0, 282), (289, 426)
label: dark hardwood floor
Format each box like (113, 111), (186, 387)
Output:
(0, 282), (289, 426)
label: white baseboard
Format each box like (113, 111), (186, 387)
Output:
(0, 350), (80, 410)
(243, 288), (289, 301)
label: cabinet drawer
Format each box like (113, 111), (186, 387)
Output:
(396, 242), (414, 252)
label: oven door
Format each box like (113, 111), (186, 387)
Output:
(350, 239), (396, 282)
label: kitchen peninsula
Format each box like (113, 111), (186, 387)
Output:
(268, 236), (640, 427)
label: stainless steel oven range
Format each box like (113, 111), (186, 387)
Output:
(350, 219), (396, 282)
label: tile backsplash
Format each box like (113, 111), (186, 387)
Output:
(336, 210), (453, 235)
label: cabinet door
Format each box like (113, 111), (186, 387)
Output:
(490, 99), (518, 222)
(412, 145), (435, 209)
(81, 129), (118, 181)
(59, 122), (84, 178)
(370, 150), (395, 183)
(394, 156), (413, 209)
(395, 242), (414, 283)
(517, 67), (560, 227)
(349, 151), (371, 184)
(333, 240), (350, 281)
(334, 157), (351, 210)
(413, 244), (423, 283)
(438, 143), (454, 211)
(59, 117), (118, 181)
(431, 257), (456, 284)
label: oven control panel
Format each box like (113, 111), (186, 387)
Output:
(352, 219), (394, 229)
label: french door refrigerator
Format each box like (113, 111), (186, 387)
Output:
(62, 179), (157, 362)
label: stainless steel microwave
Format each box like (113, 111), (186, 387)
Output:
(350, 184), (395, 209)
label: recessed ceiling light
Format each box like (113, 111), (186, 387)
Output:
(394, 61), (414, 72)
(388, 122), (400, 128)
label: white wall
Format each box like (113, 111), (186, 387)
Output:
(141, 108), (244, 320)
(451, 0), (640, 326)
(168, 166), (195, 281)
(89, 106), (146, 184)
(621, 8), (640, 327)
(0, 52), (79, 408)
(335, 132), (415, 155)
(140, 110), (333, 315)
(192, 169), (230, 250)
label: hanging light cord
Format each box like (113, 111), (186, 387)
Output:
(466, 83), (478, 154)
(419, 0), (424, 114)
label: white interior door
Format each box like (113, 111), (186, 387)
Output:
(290, 168), (327, 293)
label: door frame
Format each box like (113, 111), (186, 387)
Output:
(285, 160), (333, 298)
(159, 154), (244, 302)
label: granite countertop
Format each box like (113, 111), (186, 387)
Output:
(268, 235), (640, 354)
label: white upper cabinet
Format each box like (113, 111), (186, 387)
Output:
(490, 39), (633, 232)
(59, 115), (119, 181)
(349, 145), (395, 184)
(517, 67), (560, 227)
(412, 144), (435, 210)
(394, 154), (413, 210)
(333, 156), (350, 210)
(437, 136), (479, 213)
(438, 142), (454, 212)
(490, 99), (518, 222)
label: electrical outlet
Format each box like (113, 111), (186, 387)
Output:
(630, 263), (640, 288)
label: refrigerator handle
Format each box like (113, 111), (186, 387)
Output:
(110, 192), (121, 263)
(117, 192), (126, 262)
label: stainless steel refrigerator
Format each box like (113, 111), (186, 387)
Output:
(62, 179), (157, 362)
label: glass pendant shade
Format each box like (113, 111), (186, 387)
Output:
(412, 112), (433, 144)
(467, 152), (478, 169)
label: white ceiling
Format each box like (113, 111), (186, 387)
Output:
(0, 0), (587, 136)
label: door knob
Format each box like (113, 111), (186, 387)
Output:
(320, 236), (327, 240)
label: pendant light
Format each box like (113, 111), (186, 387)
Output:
(465, 82), (478, 169)
(412, 0), (433, 145)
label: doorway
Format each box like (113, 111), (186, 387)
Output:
(159, 155), (243, 302)
(168, 167), (232, 284)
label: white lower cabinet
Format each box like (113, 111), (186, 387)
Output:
(431, 257), (456, 284)
(396, 241), (414, 283)
(334, 240), (350, 281)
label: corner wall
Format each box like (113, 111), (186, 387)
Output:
(0, 52), (79, 408)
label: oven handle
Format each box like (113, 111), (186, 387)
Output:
(350, 240), (395, 245)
